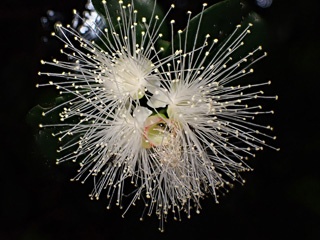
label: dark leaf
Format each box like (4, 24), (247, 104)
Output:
(170, 0), (242, 54)
(27, 95), (73, 161)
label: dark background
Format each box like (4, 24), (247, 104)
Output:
(1, 0), (320, 239)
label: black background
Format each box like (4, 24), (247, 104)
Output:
(1, 0), (320, 239)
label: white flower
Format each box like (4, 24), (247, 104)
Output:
(104, 55), (160, 99)
(39, 1), (174, 110)
(36, 0), (278, 232)
(72, 106), (153, 202)
(37, 0), (176, 225)
(143, 6), (279, 230)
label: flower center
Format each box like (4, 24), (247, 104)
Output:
(104, 55), (157, 99)
(142, 114), (172, 148)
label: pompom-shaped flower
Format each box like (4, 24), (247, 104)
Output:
(32, 0), (278, 232)
(39, 0), (174, 110)
(144, 21), (279, 226)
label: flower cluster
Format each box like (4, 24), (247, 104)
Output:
(37, 0), (277, 231)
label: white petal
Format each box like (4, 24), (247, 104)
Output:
(133, 106), (152, 126)
(147, 90), (170, 108)
(146, 77), (161, 94)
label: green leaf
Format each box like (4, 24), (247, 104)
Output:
(171, 0), (242, 54)
(157, 39), (170, 53)
(209, 10), (269, 86)
(27, 104), (59, 161)
(238, 11), (270, 56)
(27, 95), (73, 161)
(27, 94), (73, 127)
(215, 10), (269, 68)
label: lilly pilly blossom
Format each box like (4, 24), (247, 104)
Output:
(36, 0), (278, 232)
